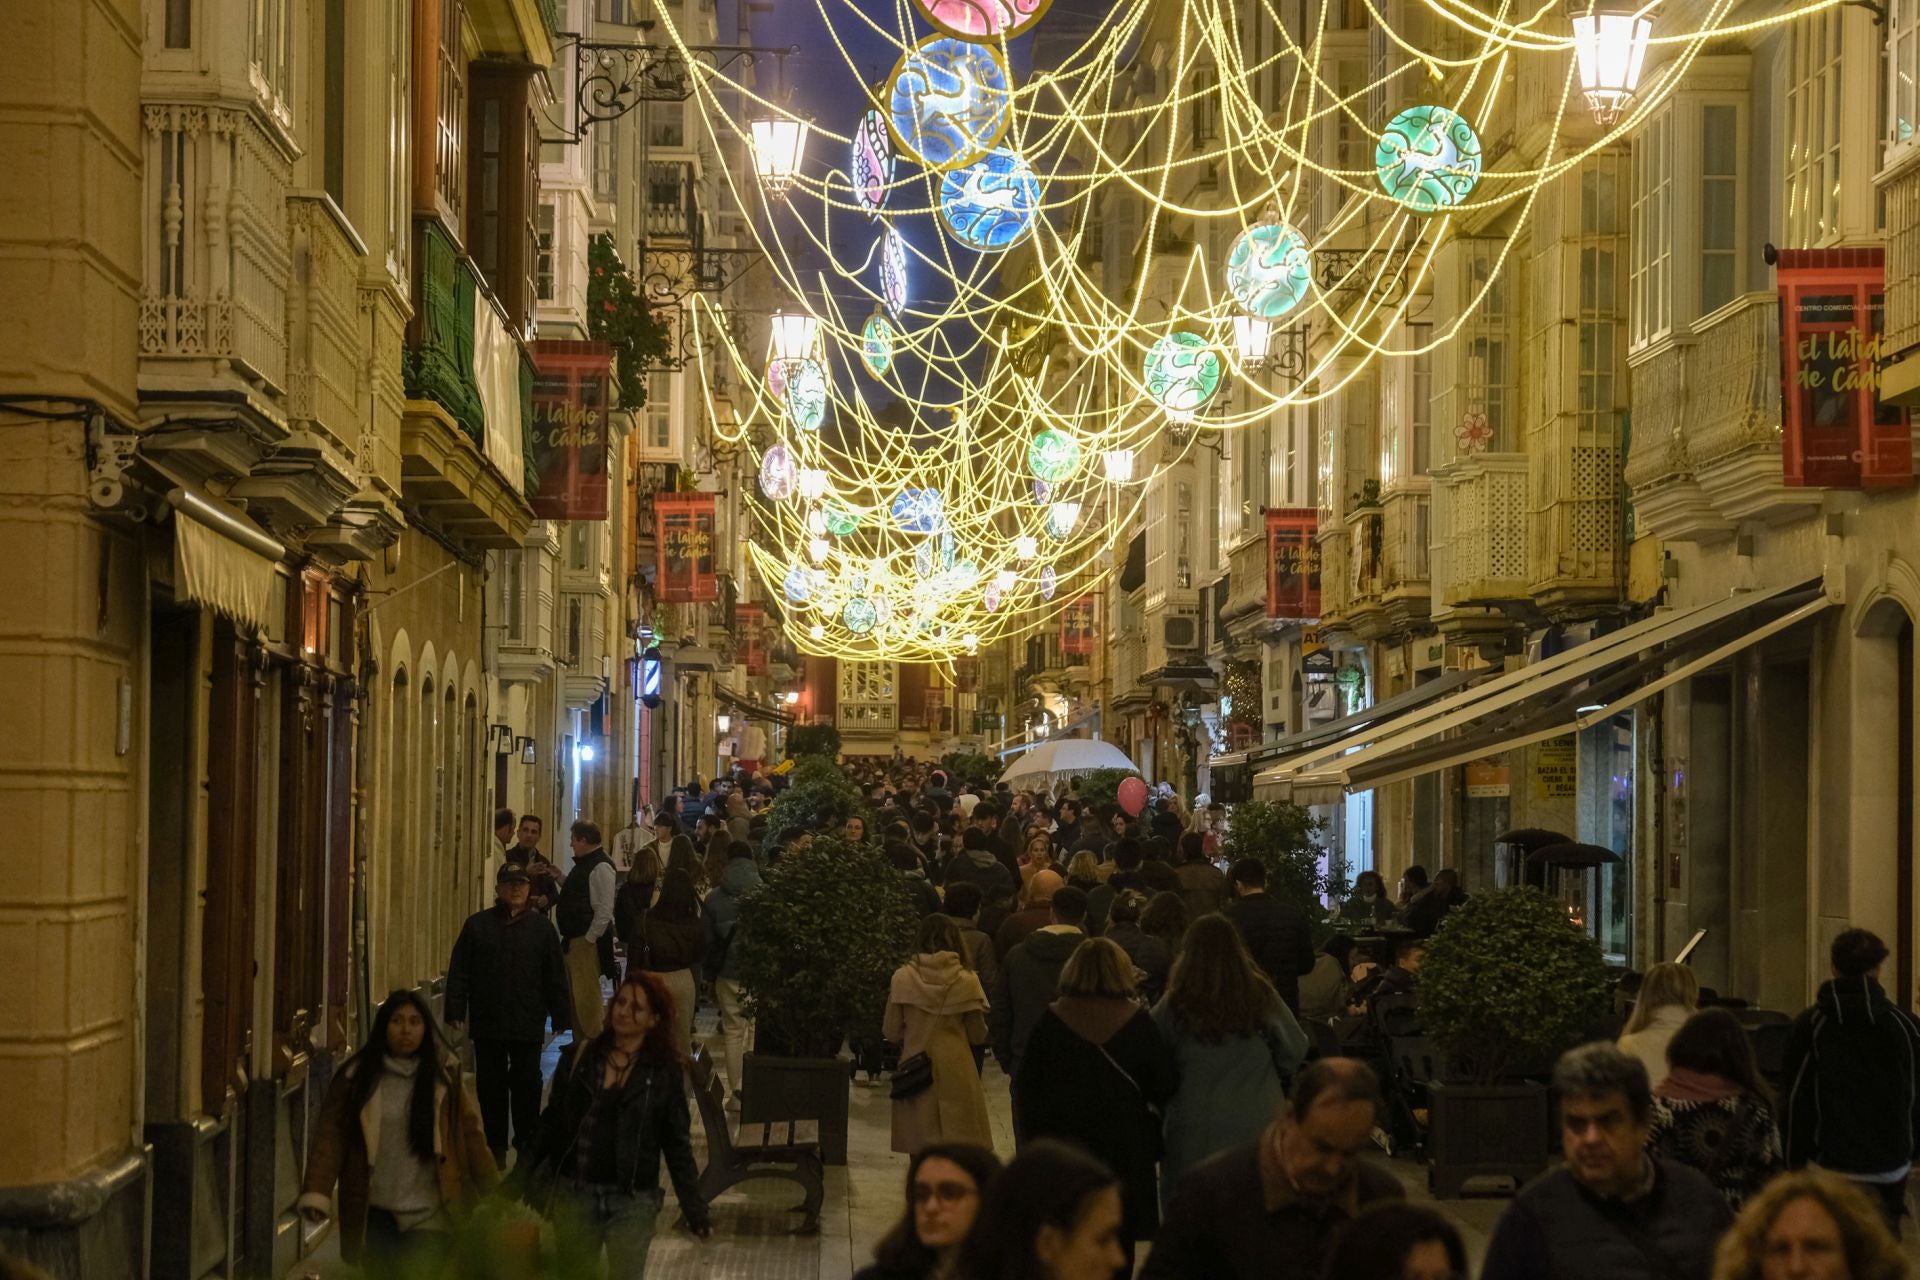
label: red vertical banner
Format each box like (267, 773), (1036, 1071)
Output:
(1060, 596), (1097, 654)
(735, 603), (767, 675)
(1266, 507), (1322, 619)
(654, 492), (717, 602)
(1776, 247), (1912, 489)
(529, 340), (613, 519)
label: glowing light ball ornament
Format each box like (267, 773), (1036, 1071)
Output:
(842, 596), (879, 635)
(938, 149), (1041, 252)
(785, 358), (828, 431)
(850, 109), (895, 219)
(1226, 218), (1313, 318)
(1375, 106), (1483, 212)
(825, 504), (860, 536)
(914, 0), (1051, 39)
(783, 564), (816, 603)
(1027, 429), (1081, 483)
(891, 488), (946, 534)
(759, 445), (796, 501)
(879, 226), (910, 318)
(1143, 332), (1224, 419)
(862, 311), (896, 377)
(887, 36), (1013, 171)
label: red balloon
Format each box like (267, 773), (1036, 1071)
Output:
(1117, 776), (1148, 817)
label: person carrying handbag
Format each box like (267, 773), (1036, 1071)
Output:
(884, 915), (994, 1157)
(621, 868), (707, 1057)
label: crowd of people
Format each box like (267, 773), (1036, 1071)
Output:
(278, 760), (1920, 1280)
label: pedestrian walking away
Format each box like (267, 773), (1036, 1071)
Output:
(989, 887), (1089, 1129)
(557, 819), (619, 1039)
(625, 867), (707, 1058)
(1649, 1009), (1783, 1210)
(444, 861), (573, 1165)
(1617, 961), (1701, 1091)
(522, 970), (713, 1273)
(885, 915), (994, 1155)
(855, 1143), (1004, 1280)
(1221, 858), (1317, 1013)
(297, 990), (497, 1268)
(703, 839), (763, 1103)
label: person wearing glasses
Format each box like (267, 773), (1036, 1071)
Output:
(855, 1144), (1004, 1280)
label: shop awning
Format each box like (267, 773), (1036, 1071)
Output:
(168, 487), (284, 633)
(1248, 667), (1492, 804)
(1258, 579), (1833, 804)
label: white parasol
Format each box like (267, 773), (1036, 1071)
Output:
(998, 738), (1139, 785)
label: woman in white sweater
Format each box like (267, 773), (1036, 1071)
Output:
(1616, 961), (1700, 1088)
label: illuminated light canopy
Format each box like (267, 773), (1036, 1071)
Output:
(809, 623), (825, 641)
(850, 109), (895, 218)
(887, 36), (1013, 171)
(995, 569), (1017, 590)
(880, 226), (911, 317)
(1233, 314), (1274, 369)
(749, 115), (810, 196)
(1101, 448), (1136, 483)
(769, 310), (819, 363)
(1572, 6), (1654, 125)
(862, 311), (897, 376)
(1027, 428), (1082, 483)
(938, 149), (1043, 252)
(1375, 106), (1483, 211)
(891, 488), (946, 533)
(1015, 534), (1038, 560)
(843, 596), (879, 634)
(1144, 332), (1224, 418)
(1039, 564), (1057, 599)
(785, 358), (828, 431)
(915, 0), (1052, 40)
(783, 564), (816, 603)
(1045, 501), (1081, 539)
(759, 444), (796, 500)
(1226, 218), (1313, 319)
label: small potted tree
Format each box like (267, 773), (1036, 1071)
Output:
(1216, 799), (1345, 931)
(760, 755), (866, 853)
(1418, 887), (1611, 1195)
(734, 833), (917, 1164)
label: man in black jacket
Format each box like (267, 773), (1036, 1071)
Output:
(991, 887), (1089, 1136)
(1222, 858), (1317, 1012)
(1144, 1058), (1402, 1280)
(1783, 927), (1920, 1229)
(446, 863), (573, 1164)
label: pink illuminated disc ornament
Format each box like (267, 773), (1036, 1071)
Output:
(915, 0), (1053, 40)
(851, 109), (895, 219)
(766, 358), (790, 399)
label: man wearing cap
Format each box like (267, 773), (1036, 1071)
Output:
(445, 862), (573, 1166)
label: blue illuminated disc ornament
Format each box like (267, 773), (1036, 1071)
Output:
(1032, 479), (1050, 502)
(785, 358), (828, 431)
(892, 488), (945, 533)
(759, 444), (796, 501)
(1375, 106), (1483, 212)
(842, 596), (879, 634)
(880, 227), (910, 318)
(851, 109), (895, 220)
(1027, 429), (1081, 483)
(887, 36), (1013, 171)
(1040, 564), (1057, 599)
(1226, 221), (1313, 318)
(938, 149), (1042, 252)
(783, 564), (816, 603)
(862, 311), (896, 377)
(1144, 332), (1223, 416)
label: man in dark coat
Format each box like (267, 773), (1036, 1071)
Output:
(994, 870), (1065, 961)
(1221, 858), (1317, 1012)
(1143, 1058), (1403, 1280)
(446, 863), (573, 1163)
(1783, 926), (1920, 1229)
(990, 888), (1089, 1105)
(1481, 1044), (1731, 1280)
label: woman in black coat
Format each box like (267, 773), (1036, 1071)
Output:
(1012, 937), (1178, 1266)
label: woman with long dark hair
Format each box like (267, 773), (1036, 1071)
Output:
(664, 833), (708, 895)
(1138, 890), (1191, 957)
(1319, 1202), (1469, 1280)
(628, 867), (707, 1056)
(1651, 1008), (1784, 1209)
(298, 990), (496, 1265)
(525, 970), (712, 1268)
(855, 1143), (1003, 1280)
(954, 1140), (1126, 1280)
(1153, 913), (1308, 1190)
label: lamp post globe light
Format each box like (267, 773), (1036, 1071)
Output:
(1571, 3), (1654, 125)
(1232, 313), (1273, 371)
(750, 115), (810, 196)
(769, 308), (819, 364)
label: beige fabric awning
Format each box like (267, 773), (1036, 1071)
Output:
(169, 488), (284, 633)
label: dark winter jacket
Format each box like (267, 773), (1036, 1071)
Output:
(556, 849), (617, 979)
(445, 903), (573, 1040)
(1174, 860), (1228, 917)
(899, 869), (942, 919)
(1479, 1159), (1731, 1280)
(940, 849), (1015, 903)
(1104, 921), (1174, 1004)
(1783, 975), (1920, 1175)
(527, 1041), (709, 1229)
(626, 910), (706, 974)
(703, 857), (762, 982)
(1222, 892), (1317, 1012)
(1085, 869), (1146, 937)
(1142, 1131), (1403, 1280)
(989, 928), (1083, 1072)
(1403, 886), (1469, 937)
(1139, 859), (1183, 896)
(1015, 999), (1178, 1243)
(993, 903), (1057, 962)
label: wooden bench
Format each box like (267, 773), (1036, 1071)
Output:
(690, 1048), (824, 1234)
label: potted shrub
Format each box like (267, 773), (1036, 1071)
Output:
(760, 755), (867, 852)
(1418, 887), (1611, 1195)
(734, 834), (917, 1163)
(1216, 799), (1347, 936)
(785, 722), (842, 758)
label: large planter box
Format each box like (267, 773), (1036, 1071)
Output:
(1427, 1080), (1552, 1197)
(740, 1053), (851, 1165)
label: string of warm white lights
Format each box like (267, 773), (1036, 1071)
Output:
(644, 0), (1843, 662)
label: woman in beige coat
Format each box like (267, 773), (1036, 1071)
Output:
(884, 914), (994, 1156)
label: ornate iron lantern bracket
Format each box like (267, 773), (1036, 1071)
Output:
(555, 34), (798, 141)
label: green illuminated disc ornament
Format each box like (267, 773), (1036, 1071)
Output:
(824, 504), (860, 536)
(1027, 429), (1081, 483)
(1143, 332), (1223, 417)
(1375, 106), (1482, 212)
(842, 596), (879, 635)
(862, 311), (896, 377)
(1226, 220), (1312, 319)
(785, 358), (828, 431)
